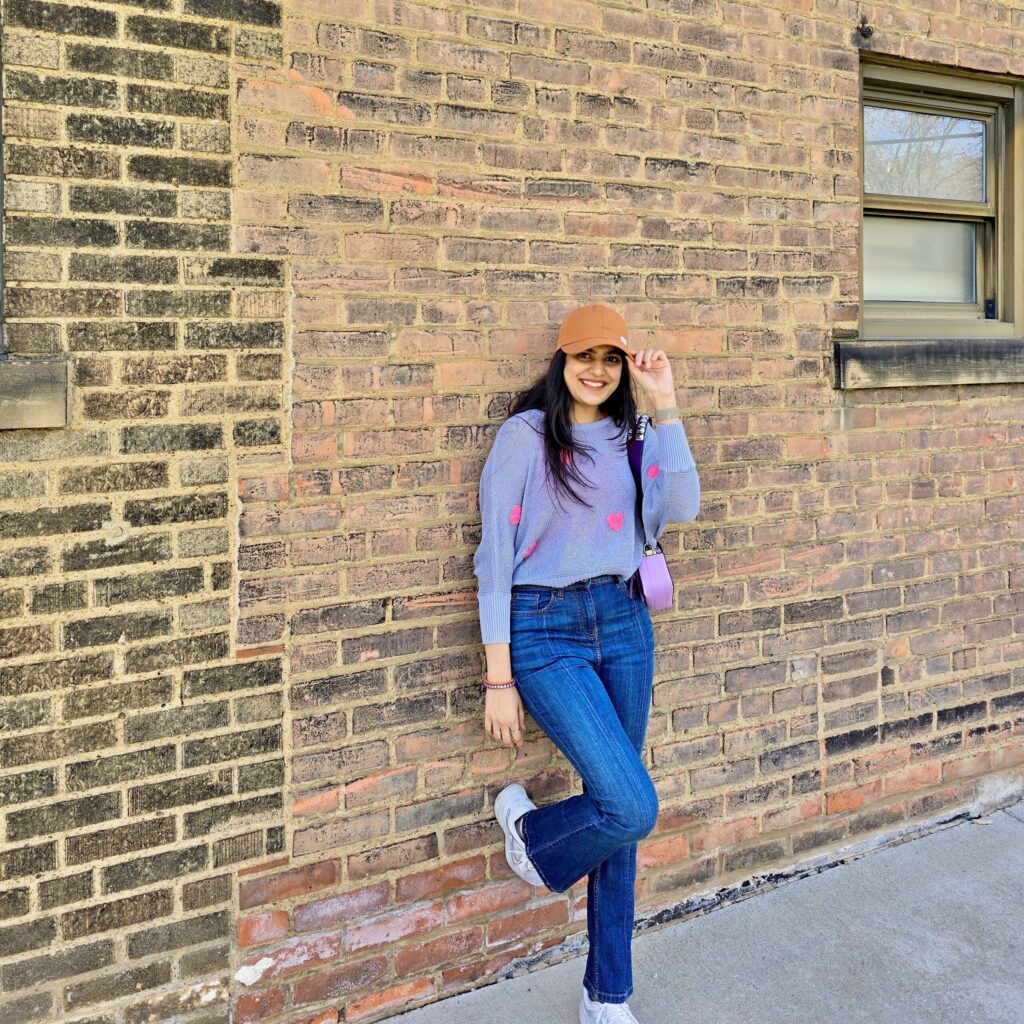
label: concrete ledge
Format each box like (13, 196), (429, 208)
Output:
(0, 358), (68, 430)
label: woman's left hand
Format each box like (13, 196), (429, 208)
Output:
(626, 348), (676, 405)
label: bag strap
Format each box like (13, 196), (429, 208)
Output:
(627, 415), (655, 547)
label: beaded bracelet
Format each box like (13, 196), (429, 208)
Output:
(482, 677), (517, 690)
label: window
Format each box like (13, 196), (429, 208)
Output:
(836, 60), (1024, 388)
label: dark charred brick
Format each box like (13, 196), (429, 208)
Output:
(61, 534), (171, 573)
(824, 725), (879, 756)
(128, 154), (230, 187)
(183, 793), (281, 837)
(64, 961), (171, 1013)
(0, 993), (52, 1020)
(38, 872), (92, 911)
(233, 419), (281, 446)
(66, 746), (176, 791)
(0, 653), (113, 698)
(120, 423), (223, 453)
(62, 611), (171, 649)
(70, 253), (179, 284)
(68, 320), (177, 351)
(784, 597), (845, 624)
(66, 818), (175, 866)
(94, 567), (203, 606)
(6, 288), (120, 318)
(4, 144), (120, 180)
(126, 14), (230, 53)
(5, 0), (117, 36)
(352, 693), (446, 734)
(70, 184), (177, 216)
(937, 701), (987, 727)
(183, 659), (282, 697)
(5, 216), (118, 247)
(0, 547), (50, 579)
(0, 917), (54, 954)
(29, 582), (88, 614)
(238, 759), (284, 793)
(59, 461), (168, 494)
(125, 291), (231, 318)
(0, 769), (56, 807)
(183, 725), (282, 767)
(81, 389), (169, 420)
(66, 42), (174, 79)
(8, 793), (120, 842)
(127, 910), (228, 958)
(185, 257), (283, 285)
(102, 846), (207, 896)
(182, 873), (231, 911)
(128, 770), (232, 816)
(64, 676), (171, 720)
(127, 84), (227, 119)
(185, 0), (280, 25)
(4, 70), (117, 110)
(124, 631), (229, 673)
(185, 322), (284, 349)
(125, 220), (230, 250)
(67, 113), (175, 148)
(0, 843), (57, 883)
(0, 697), (51, 731)
(0, 889), (30, 920)
(124, 492), (227, 526)
(879, 713), (933, 742)
(0, 938), (112, 991)
(62, 889), (173, 940)
(126, 703), (229, 745)
(0, 722), (116, 769)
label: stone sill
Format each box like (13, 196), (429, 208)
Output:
(0, 358), (68, 430)
(832, 337), (1024, 389)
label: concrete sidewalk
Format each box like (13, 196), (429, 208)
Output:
(390, 803), (1024, 1024)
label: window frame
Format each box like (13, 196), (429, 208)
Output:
(858, 60), (1023, 342)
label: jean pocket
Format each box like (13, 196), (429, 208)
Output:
(510, 588), (558, 614)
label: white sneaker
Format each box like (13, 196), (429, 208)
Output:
(493, 783), (544, 886)
(579, 987), (641, 1024)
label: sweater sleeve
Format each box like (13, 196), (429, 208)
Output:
(639, 419), (701, 543)
(473, 416), (532, 645)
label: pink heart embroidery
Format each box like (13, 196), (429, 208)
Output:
(607, 512), (624, 532)
(647, 464), (660, 479)
(522, 541), (537, 558)
(509, 505), (521, 525)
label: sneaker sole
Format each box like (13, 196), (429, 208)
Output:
(494, 784), (542, 886)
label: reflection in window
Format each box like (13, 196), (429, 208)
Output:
(864, 106), (986, 203)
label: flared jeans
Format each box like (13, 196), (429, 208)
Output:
(509, 573), (658, 1004)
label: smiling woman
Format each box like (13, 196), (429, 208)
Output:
(472, 304), (701, 1023)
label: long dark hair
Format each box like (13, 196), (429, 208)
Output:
(510, 349), (638, 507)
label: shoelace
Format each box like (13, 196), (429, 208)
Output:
(594, 1001), (639, 1024)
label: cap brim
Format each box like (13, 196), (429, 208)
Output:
(559, 334), (630, 355)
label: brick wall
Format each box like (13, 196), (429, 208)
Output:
(3, 1), (1024, 1023)
(1, 0), (288, 1021)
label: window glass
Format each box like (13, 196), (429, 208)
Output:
(864, 105), (986, 203)
(863, 216), (976, 303)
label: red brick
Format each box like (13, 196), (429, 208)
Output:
(240, 860), (339, 910)
(346, 978), (436, 1021)
(395, 926), (483, 973)
(294, 882), (389, 933)
(238, 910), (288, 948)
(236, 987), (286, 1024)
(346, 902), (443, 952)
(486, 900), (569, 946)
(292, 955), (388, 1007)
(396, 856), (486, 903)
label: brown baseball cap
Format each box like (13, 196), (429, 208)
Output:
(556, 304), (631, 356)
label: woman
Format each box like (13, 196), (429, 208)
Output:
(473, 304), (701, 1023)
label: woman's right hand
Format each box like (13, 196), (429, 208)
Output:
(484, 687), (525, 748)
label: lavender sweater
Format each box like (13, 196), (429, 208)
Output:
(473, 408), (701, 644)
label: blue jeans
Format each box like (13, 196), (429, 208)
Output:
(509, 574), (657, 1004)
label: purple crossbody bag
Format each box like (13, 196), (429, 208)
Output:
(627, 415), (675, 613)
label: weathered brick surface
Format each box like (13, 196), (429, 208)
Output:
(3, 1), (1024, 1022)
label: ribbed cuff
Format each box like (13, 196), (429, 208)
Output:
(656, 421), (696, 473)
(478, 593), (511, 645)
